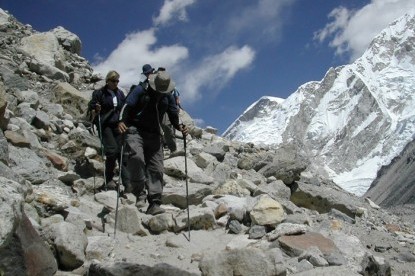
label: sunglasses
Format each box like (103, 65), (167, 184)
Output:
(109, 79), (119, 83)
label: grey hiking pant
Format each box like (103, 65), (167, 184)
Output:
(124, 126), (164, 199)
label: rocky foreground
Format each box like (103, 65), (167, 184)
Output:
(0, 7), (414, 276)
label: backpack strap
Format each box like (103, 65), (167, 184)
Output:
(139, 81), (149, 90)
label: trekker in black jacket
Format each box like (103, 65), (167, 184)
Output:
(88, 70), (130, 192)
(118, 70), (188, 215)
(140, 64), (179, 154)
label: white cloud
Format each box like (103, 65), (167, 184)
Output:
(153, 0), (197, 26)
(225, 0), (295, 43)
(178, 45), (256, 103)
(92, 31), (255, 106)
(92, 1), (256, 106)
(93, 29), (188, 88)
(192, 118), (206, 128)
(314, 0), (415, 61)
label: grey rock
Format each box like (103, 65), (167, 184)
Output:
(32, 110), (50, 130)
(0, 129), (9, 164)
(254, 179), (291, 201)
(227, 219), (242, 234)
(89, 262), (198, 276)
(163, 183), (213, 209)
(360, 253), (391, 276)
(9, 145), (52, 184)
(43, 221), (87, 270)
(397, 251), (415, 263)
(248, 225), (267, 239)
(291, 181), (361, 218)
(291, 265), (361, 276)
(52, 26), (82, 55)
(199, 248), (279, 276)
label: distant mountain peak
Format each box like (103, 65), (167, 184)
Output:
(223, 11), (415, 196)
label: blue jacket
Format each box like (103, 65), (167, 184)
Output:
(119, 83), (180, 133)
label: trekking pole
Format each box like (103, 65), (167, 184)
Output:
(114, 135), (125, 239)
(93, 166), (96, 196)
(182, 128), (191, 241)
(97, 114), (107, 191)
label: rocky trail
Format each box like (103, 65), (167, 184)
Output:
(0, 7), (414, 276)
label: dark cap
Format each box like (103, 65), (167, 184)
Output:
(142, 64), (154, 75)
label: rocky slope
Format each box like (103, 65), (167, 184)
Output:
(0, 8), (414, 276)
(364, 138), (415, 207)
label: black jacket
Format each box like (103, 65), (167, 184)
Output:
(88, 86), (126, 127)
(119, 83), (180, 133)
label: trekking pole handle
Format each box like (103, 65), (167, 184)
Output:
(179, 123), (187, 146)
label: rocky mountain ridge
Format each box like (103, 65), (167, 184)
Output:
(0, 8), (414, 276)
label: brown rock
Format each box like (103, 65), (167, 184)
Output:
(4, 130), (31, 148)
(331, 219), (343, 230)
(43, 149), (68, 171)
(214, 202), (228, 219)
(384, 223), (400, 233)
(278, 232), (340, 256)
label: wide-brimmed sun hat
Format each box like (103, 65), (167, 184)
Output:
(148, 71), (175, 94)
(142, 64), (154, 75)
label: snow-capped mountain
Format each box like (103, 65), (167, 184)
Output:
(223, 10), (415, 196)
(223, 96), (285, 144)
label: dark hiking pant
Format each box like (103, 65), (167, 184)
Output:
(124, 126), (164, 203)
(162, 114), (177, 152)
(100, 125), (130, 188)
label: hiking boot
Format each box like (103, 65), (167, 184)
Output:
(96, 180), (121, 193)
(134, 190), (147, 208)
(96, 184), (106, 192)
(135, 195), (147, 208)
(146, 203), (165, 216)
(118, 189), (128, 199)
(107, 180), (118, 190)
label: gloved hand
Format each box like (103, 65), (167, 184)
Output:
(179, 124), (188, 137)
(95, 103), (101, 113)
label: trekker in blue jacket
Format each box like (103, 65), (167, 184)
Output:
(88, 70), (130, 192)
(118, 70), (188, 215)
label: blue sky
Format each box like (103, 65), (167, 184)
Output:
(1, 0), (414, 134)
